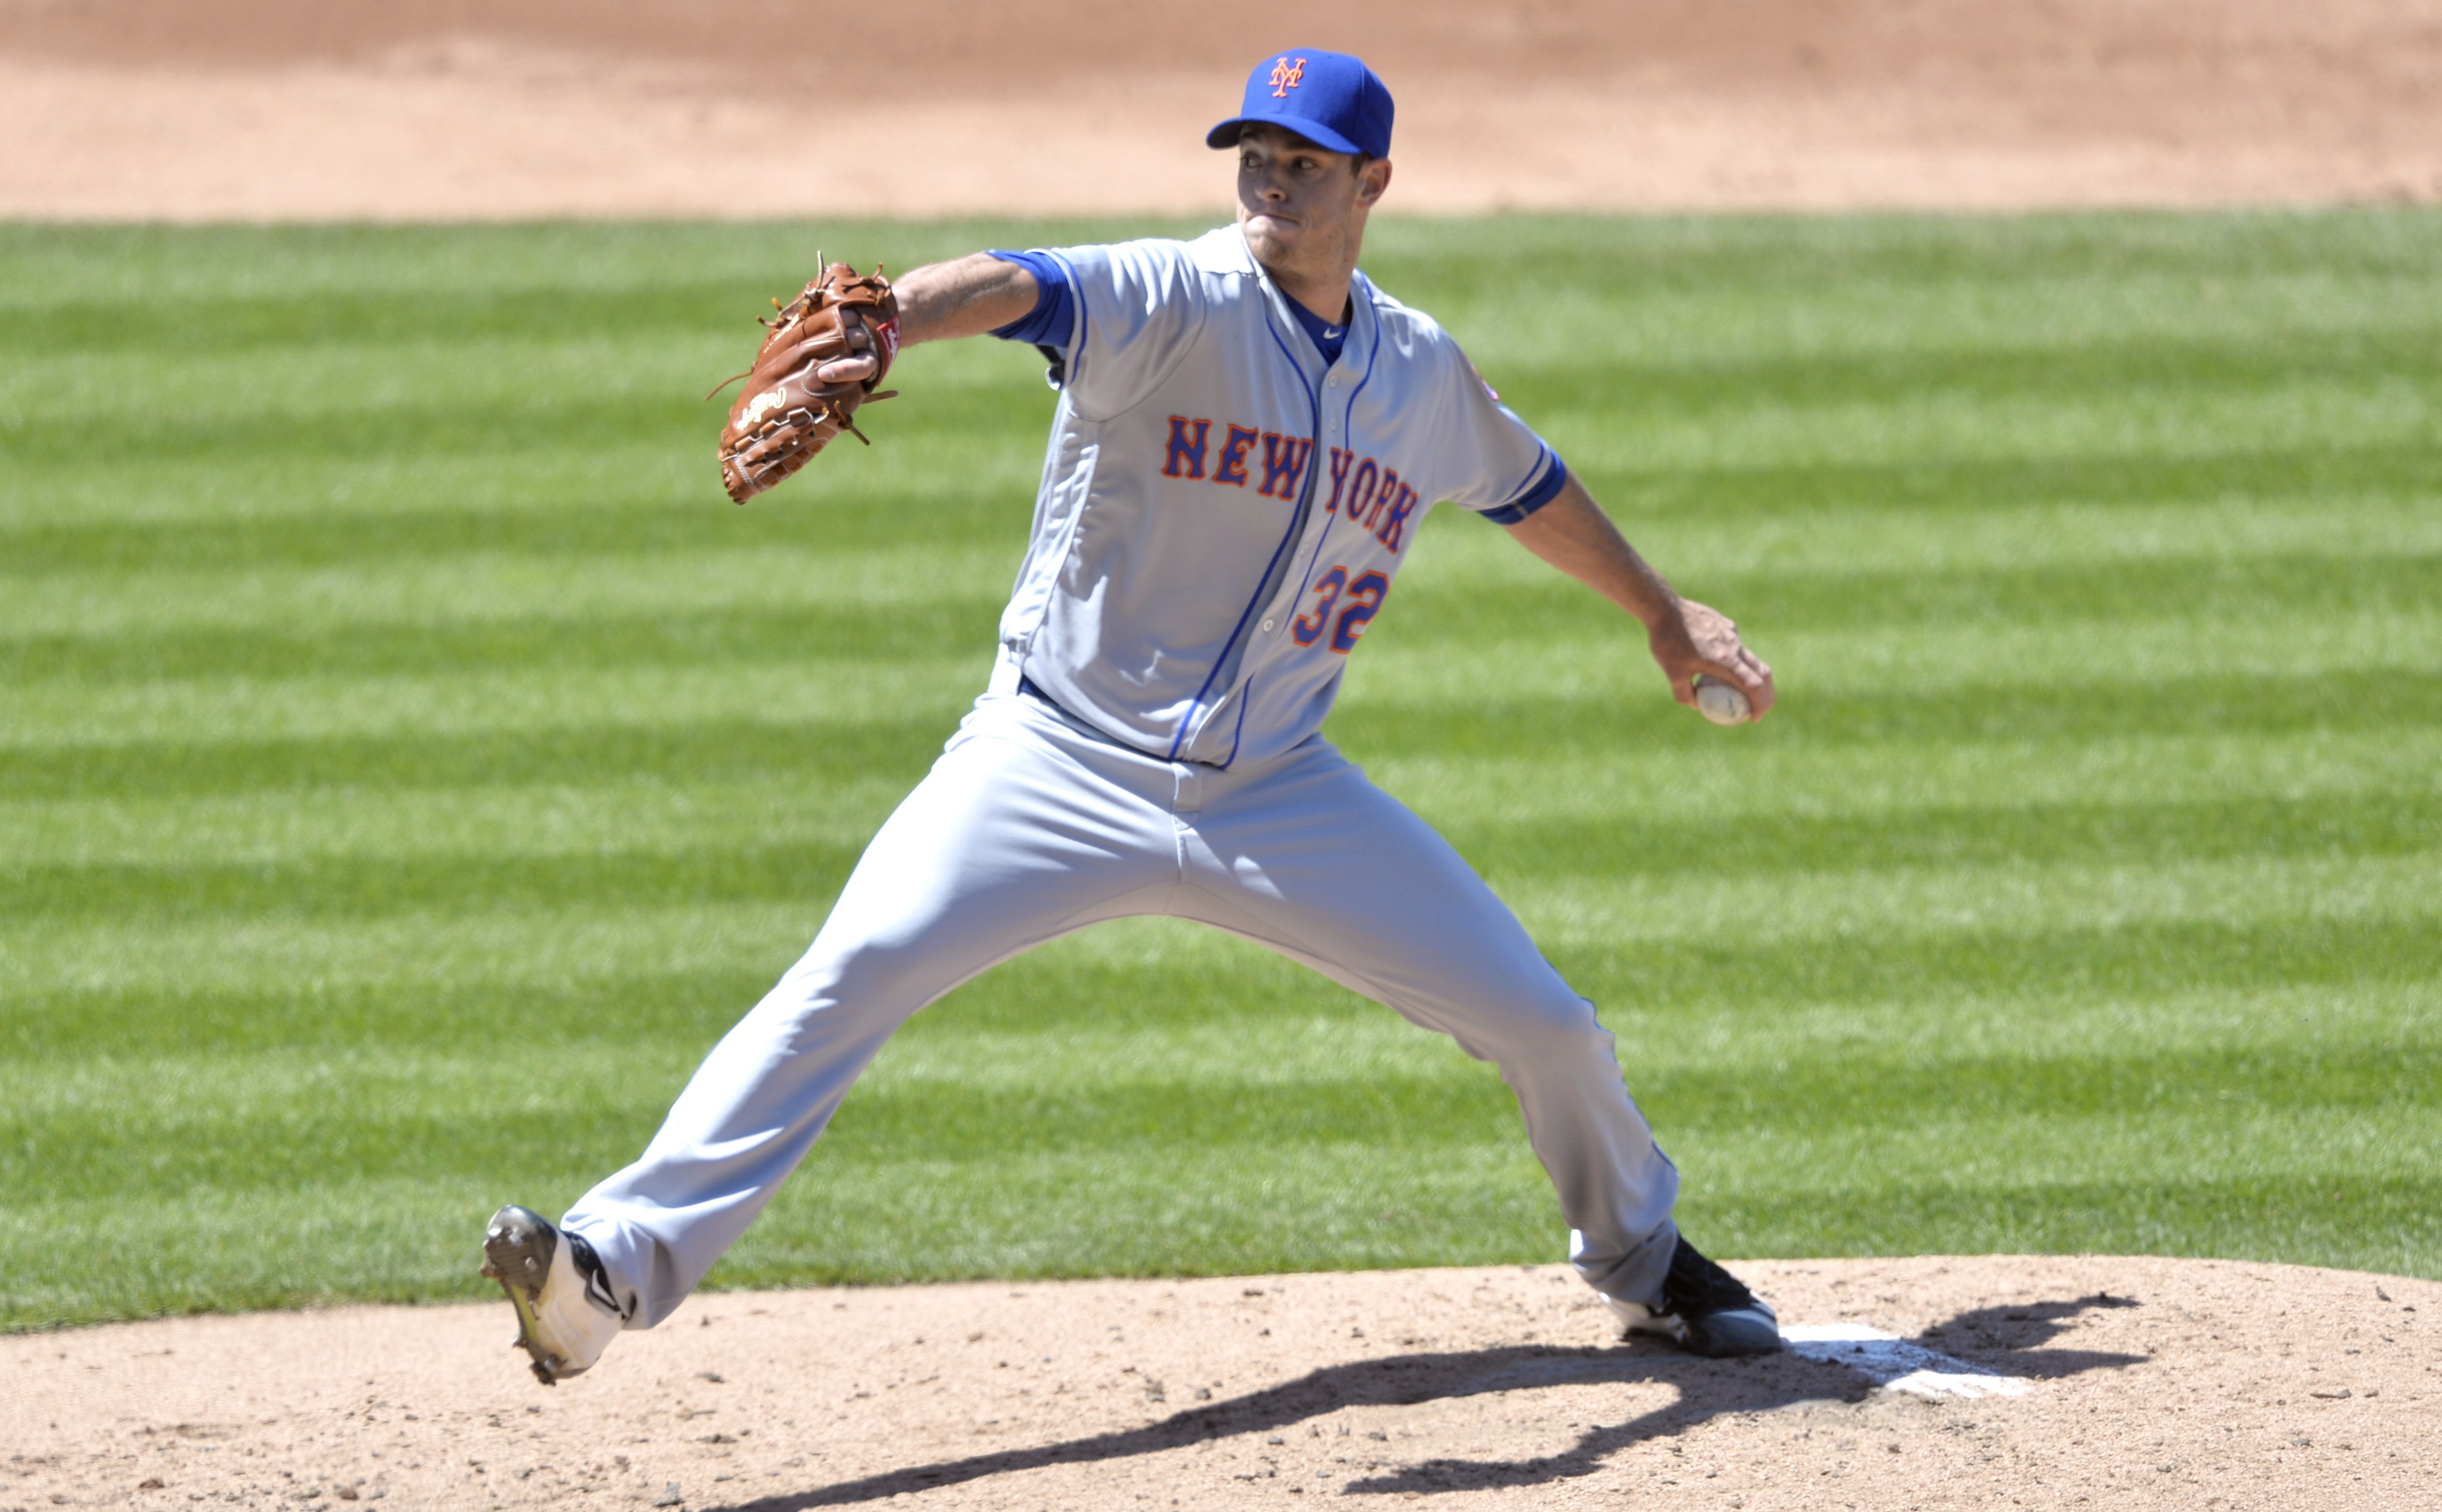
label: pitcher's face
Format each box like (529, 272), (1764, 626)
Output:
(1234, 125), (1391, 288)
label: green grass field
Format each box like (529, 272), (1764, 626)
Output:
(3, 211), (2437, 1331)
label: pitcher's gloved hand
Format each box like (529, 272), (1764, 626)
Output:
(712, 263), (900, 504)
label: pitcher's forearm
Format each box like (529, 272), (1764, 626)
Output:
(1503, 473), (1776, 718)
(1501, 476), (1680, 629)
(892, 254), (1040, 347)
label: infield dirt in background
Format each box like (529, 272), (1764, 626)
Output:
(2, 0), (2439, 218)
(2, 1256), (2433, 1511)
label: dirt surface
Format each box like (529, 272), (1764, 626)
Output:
(3, 0), (2441, 218)
(4, 1257), (2437, 1511)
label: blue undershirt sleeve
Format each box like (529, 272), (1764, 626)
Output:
(1479, 451), (1571, 525)
(984, 249), (1077, 349)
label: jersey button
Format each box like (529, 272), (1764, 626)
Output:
(1261, 619), (1277, 632)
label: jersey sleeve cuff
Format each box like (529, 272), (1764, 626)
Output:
(1479, 452), (1569, 525)
(984, 249), (1077, 349)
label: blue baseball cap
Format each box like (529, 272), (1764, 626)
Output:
(1207, 49), (1394, 161)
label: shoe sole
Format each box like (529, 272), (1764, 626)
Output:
(481, 1206), (567, 1386)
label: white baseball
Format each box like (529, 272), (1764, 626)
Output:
(1693, 675), (1752, 726)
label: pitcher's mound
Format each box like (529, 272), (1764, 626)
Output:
(3, 1255), (2434, 1510)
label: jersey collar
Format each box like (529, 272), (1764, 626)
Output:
(1203, 223), (1379, 376)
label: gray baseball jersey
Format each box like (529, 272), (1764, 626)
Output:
(995, 227), (1566, 766)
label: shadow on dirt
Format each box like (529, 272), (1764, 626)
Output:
(711, 1292), (2146, 1508)
(1913, 1290), (2146, 1380)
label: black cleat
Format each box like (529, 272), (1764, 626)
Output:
(1606, 1235), (1783, 1358)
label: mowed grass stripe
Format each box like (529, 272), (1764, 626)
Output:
(12, 786), (2440, 927)
(16, 1009), (2431, 1130)
(9, 1046), (2432, 1209)
(12, 986), (2427, 1187)
(12, 448), (2442, 577)
(9, 214), (2428, 377)
(0, 599), (1009, 685)
(2, 671), (2434, 803)
(1349, 667), (2442, 745)
(3, 1073), (1529, 1201)
(0, 779), (909, 867)
(1423, 494), (2442, 582)
(1, 726), (2424, 870)
(8, 618), (2437, 750)
(11, 251), (2430, 365)
(0, 487), (1034, 577)
(1400, 551), (2442, 630)
(0, 715), (954, 801)
(11, 324), (2434, 469)
(0, 657), (995, 748)
(12, 549), (2439, 686)
(0, 1147), (1566, 1322)
(7, 726), (2427, 869)
(1382, 720), (2438, 808)
(1422, 790), (2442, 880)
(0, 437), (1039, 531)
(1356, 620), (2442, 704)
(8, 871), (2431, 1037)
(0, 216), (1219, 313)
(1689, 1175), (2442, 1279)
(0, 357), (1050, 470)
(12, 950), (2427, 1075)
(0, 545), (1020, 640)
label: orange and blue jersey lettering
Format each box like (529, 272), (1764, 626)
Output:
(1215, 424), (1261, 488)
(1325, 447), (1354, 511)
(1373, 483), (1419, 551)
(1163, 416), (1211, 479)
(1258, 433), (1314, 499)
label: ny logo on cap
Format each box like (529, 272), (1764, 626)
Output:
(1268, 56), (1306, 97)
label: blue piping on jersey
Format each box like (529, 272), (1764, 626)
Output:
(1481, 446), (1568, 525)
(1511, 446), (1557, 506)
(1284, 282), (1387, 613)
(1165, 295), (1325, 763)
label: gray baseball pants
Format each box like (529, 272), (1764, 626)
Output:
(563, 691), (1680, 1327)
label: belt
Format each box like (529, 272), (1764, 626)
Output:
(1018, 673), (1180, 764)
(1016, 674), (1070, 718)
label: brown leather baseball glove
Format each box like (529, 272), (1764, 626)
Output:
(713, 263), (900, 504)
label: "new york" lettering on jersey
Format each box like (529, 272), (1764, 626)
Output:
(1161, 417), (1419, 555)
(1323, 446), (1422, 553)
(1163, 415), (1314, 501)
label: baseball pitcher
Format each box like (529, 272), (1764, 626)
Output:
(483, 48), (1782, 1385)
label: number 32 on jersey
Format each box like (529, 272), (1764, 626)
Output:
(1292, 566), (1388, 653)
